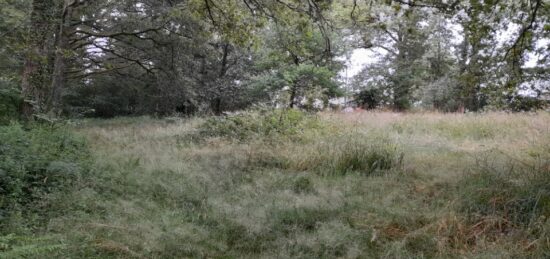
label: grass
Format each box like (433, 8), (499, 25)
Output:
(1, 111), (549, 258)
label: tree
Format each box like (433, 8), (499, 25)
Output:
(5, 0), (549, 117)
(352, 5), (429, 110)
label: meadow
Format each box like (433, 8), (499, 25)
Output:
(1, 111), (549, 258)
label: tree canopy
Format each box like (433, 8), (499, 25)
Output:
(0, 0), (548, 119)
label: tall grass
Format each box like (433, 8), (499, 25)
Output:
(284, 135), (403, 176)
(2, 111), (549, 258)
(457, 152), (550, 226)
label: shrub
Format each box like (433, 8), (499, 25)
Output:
(0, 123), (89, 230)
(509, 95), (547, 112)
(355, 88), (384, 110)
(0, 86), (21, 125)
(199, 109), (322, 141)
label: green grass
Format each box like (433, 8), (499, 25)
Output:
(1, 111), (549, 258)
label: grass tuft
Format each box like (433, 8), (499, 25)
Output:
(456, 154), (550, 227)
(287, 135), (404, 176)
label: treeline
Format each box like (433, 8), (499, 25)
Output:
(0, 0), (548, 120)
(349, 1), (549, 112)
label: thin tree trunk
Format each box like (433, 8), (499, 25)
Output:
(289, 54), (300, 108)
(213, 43), (230, 115)
(289, 85), (297, 108)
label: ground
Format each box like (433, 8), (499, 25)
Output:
(6, 111), (550, 258)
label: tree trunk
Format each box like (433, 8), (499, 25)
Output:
(289, 54), (300, 109)
(49, 1), (74, 115)
(212, 43), (230, 115)
(289, 85), (297, 108)
(21, 0), (57, 119)
(20, 55), (39, 119)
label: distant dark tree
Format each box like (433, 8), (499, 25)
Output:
(355, 88), (383, 110)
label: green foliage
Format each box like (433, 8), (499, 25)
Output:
(418, 77), (462, 112)
(509, 95), (548, 112)
(249, 63), (342, 109)
(291, 136), (403, 176)
(199, 109), (323, 141)
(0, 84), (21, 125)
(283, 63), (342, 109)
(355, 88), (384, 109)
(0, 123), (89, 230)
(0, 0), (30, 82)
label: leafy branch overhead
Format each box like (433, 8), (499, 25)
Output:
(0, 0), (547, 118)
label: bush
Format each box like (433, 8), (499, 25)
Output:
(0, 123), (89, 230)
(0, 86), (21, 125)
(199, 109), (323, 141)
(355, 88), (384, 110)
(509, 95), (547, 112)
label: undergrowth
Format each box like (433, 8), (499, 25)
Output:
(451, 150), (550, 256)
(0, 122), (89, 236)
(1, 112), (549, 258)
(199, 109), (324, 142)
(0, 87), (21, 125)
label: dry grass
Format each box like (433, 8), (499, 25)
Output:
(21, 111), (550, 258)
